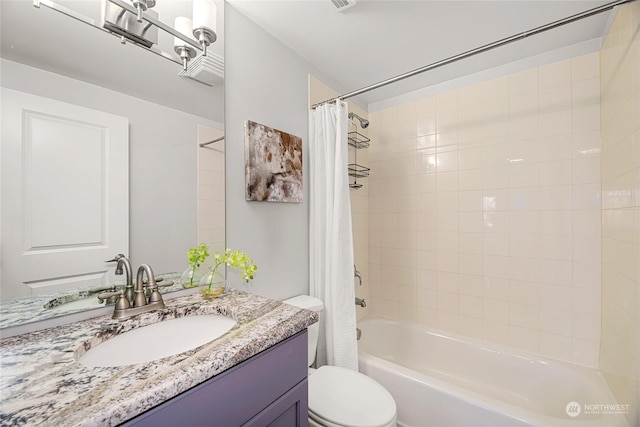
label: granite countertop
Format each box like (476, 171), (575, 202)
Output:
(0, 289), (318, 426)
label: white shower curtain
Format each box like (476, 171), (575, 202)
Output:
(309, 100), (358, 371)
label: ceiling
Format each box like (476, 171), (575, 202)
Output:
(1, 0), (619, 117)
(0, 0), (224, 122)
(227, 0), (616, 107)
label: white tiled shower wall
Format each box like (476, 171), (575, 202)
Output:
(368, 52), (602, 367)
(600, 2), (640, 424)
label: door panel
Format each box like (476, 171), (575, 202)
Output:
(1, 88), (129, 299)
(25, 111), (105, 248)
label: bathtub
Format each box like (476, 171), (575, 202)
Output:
(357, 316), (628, 427)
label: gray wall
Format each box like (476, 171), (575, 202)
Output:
(0, 59), (222, 273)
(225, 6), (340, 300)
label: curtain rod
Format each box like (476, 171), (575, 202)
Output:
(311, 0), (633, 109)
(199, 136), (225, 147)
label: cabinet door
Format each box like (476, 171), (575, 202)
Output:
(243, 379), (308, 427)
(121, 331), (308, 427)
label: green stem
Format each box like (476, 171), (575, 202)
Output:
(208, 260), (224, 290)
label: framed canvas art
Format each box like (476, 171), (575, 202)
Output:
(244, 120), (303, 203)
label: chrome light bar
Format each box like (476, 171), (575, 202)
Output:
(32, 0), (207, 68)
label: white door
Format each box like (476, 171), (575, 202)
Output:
(1, 88), (129, 299)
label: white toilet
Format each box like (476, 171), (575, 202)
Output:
(284, 295), (397, 427)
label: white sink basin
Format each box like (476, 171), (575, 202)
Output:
(78, 315), (236, 367)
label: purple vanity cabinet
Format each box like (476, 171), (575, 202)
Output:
(122, 330), (309, 427)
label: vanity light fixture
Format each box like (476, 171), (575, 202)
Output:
(174, 16), (198, 71)
(192, 0), (217, 57)
(173, 0), (217, 70)
(33, 0), (219, 74)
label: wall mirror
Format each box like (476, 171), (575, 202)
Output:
(0, 0), (225, 331)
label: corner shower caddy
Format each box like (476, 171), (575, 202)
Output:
(348, 129), (370, 189)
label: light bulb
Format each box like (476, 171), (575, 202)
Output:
(193, 0), (216, 32)
(173, 16), (193, 47)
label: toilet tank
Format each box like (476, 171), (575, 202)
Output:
(283, 295), (323, 367)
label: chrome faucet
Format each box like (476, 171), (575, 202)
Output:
(355, 297), (366, 307)
(106, 254), (134, 305)
(98, 263), (171, 320)
(354, 265), (362, 286)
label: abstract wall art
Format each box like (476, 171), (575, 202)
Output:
(244, 120), (303, 203)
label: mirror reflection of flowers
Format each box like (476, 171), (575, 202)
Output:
(183, 243), (209, 288)
(201, 248), (257, 297)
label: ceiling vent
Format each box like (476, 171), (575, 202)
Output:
(330, 0), (357, 12)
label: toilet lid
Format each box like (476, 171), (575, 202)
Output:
(309, 366), (396, 427)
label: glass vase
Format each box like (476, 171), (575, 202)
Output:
(199, 267), (226, 298)
(180, 267), (204, 289)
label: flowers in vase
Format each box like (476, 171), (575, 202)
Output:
(183, 243), (209, 288)
(201, 248), (257, 296)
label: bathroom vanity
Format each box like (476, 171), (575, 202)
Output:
(0, 290), (317, 426)
(123, 332), (308, 426)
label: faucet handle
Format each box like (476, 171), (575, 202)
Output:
(156, 280), (175, 288)
(97, 290), (120, 303)
(142, 276), (164, 285)
(97, 290), (130, 309)
(354, 265), (363, 286)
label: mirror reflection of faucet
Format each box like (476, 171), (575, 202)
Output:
(106, 254), (134, 305)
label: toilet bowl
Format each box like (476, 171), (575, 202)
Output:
(284, 295), (397, 427)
